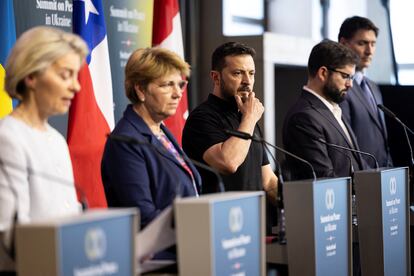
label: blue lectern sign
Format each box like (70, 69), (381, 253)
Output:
(381, 169), (407, 276)
(211, 196), (261, 276)
(313, 178), (349, 276)
(59, 215), (134, 276)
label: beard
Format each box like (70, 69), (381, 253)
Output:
(220, 76), (252, 102)
(322, 78), (347, 104)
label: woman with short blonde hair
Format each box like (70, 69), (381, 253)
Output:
(102, 48), (200, 259)
(124, 47), (190, 104)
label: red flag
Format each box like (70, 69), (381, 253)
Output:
(152, 0), (187, 145)
(68, 0), (114, 207)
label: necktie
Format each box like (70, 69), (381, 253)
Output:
(360, 78), (377, 114)
(360, 77), (386, 131)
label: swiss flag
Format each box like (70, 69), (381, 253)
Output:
(152, 0), (187, 145)
(68, 0), (114, 207)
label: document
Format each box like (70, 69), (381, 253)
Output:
(135, 205), (176, 262)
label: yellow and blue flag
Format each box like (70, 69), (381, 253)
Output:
(0, 0), (16, 119)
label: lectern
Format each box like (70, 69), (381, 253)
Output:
(284, 177), (352, 276)
(175, 191), (265, 276)
(354, 167), (410, 276)
(16, 208), (138, 276)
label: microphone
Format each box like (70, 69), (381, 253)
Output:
(378, 104), (414, 136)
(261, 142), (286, 244)
(224, 129), (317, 182)
(293, 125), (362, 226)
(224, 128), (317, 244)
(107, 134), (185, 197)
(185, 158), (225, 193)
(378, 104), (414, 204)
(377, 104), (414, 166)
(108, 134), (222, 195)
(109, 133), (225, 193)
(0, 156), (87, 262)
(295, 125), (379, 170)
(0, 157), (89, 210)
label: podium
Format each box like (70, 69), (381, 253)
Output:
(174, 191), (265, 276)
(15, 208), (138, 276)
(354, 167), (410, 276)
(283, 177), (352, 276)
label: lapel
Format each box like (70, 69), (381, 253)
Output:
(353, 82), (385, 133)
(161, 124), (202, 187)
(124, 105), (182, 167)
(302, 91), (355, 149)
(124, 105), (201, 188)
(302, 92), (364, 168)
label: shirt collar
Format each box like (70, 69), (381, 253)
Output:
(208, 93), (239, 112)
(354, 71), (364, 85)
(303, 85), (340, 115)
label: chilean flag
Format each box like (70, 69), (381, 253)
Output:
(68, 0), (114, 207)
(152, 0), (187, 145)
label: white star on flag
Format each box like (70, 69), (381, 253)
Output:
(77, 0), (99, 24)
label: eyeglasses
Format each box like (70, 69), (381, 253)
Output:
(155, 80), (188, 91)
(327, 67), (355, 81)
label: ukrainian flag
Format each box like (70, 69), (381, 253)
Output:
(0, 0), (16, 119)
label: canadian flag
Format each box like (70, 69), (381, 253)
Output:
(68, 0), (114, 207)
(152, 0), (187, 145)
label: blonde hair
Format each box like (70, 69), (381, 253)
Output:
(5, 26), (89, 99)
(124, 47), (190, 104)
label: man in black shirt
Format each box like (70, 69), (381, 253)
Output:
(182, 42), (277, 203)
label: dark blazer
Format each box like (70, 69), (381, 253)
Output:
(283, 90), (365, 180)
(101, 105), (201, 229)
(340, 77), (392, 168)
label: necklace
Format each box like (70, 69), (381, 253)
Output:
(12, 108), (47, 131)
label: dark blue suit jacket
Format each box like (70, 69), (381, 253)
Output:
(340, 77), (393, 168)
(101, 105), (201, 229)
(283, 90), (366, 180)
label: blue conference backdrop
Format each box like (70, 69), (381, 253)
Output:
(12, 0), (154, 136)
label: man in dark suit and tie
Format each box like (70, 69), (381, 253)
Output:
(339, 16), (393, 168)
(283, 40), (365, 180)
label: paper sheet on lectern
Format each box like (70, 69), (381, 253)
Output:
(135, 205), (176, 261)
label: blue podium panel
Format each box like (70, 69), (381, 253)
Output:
(211, 196), (261, 276)
(381, 169), (408, 276)
(354, 167), (410, 276)
(284, 177), (351, 276)
(174, 191), (265, 276)
(59, 215), (135, 276)
(313, 178), (349, 276)
(16, 209), (138, 276)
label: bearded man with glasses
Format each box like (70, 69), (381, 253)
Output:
(282, 39), (367, 181)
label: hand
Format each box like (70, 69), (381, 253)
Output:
(235, 92), (264, 124)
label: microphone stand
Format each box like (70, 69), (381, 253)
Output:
(224, 128), (317, 181)
(378, 104), (414, 204)
(0, 156), (88, 261)
(0, 158), (18, 261)
(262, 143), (286, 244)
(108, 134), (185, 198)
(224, 128), (318, 244)
(186, 158), (225, 193)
